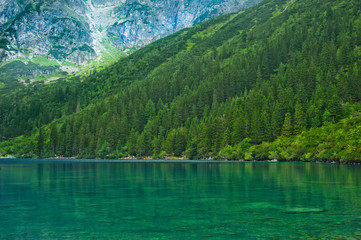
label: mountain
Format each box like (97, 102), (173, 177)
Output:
(0, 0), (259, 85)
(1, 0), (361, 162)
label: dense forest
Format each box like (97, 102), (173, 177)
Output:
(1, 0), (361, 162)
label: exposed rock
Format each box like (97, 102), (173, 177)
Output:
(107, 0), (259, 50)
(0, 0), (260, 77)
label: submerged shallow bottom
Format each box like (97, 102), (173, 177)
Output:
(0, 160), (360, 239)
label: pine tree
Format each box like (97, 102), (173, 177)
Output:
(250, 109), (263, 143)
(322, 110), (332, 124)
(293, 103), (305, 135)
(222, 128), (231, 149)
(164, 129), (176, 155)
(174, 127), (187, 157)
(349, 63), (361, 102)
(50, 124), (58, 155)
(328, 95), (343, 123)
(65, 119), (74, 156)
(136, 133), (147, 156)
(281, 113), (293, 137)
(37, 127), (44, 157)
(145, 99), (156, 122)
(185, 140), (198, 160)
(127, 129), (138, 156)
(105, 121), (117, 151)
(261, 109), (271, 142)
(98, 141), (109, 158)
(271, 103), (282, 139)
(231, 108), (245, 145)
(152, 136), (162, 157)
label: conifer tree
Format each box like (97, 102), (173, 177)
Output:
(328, 95), (343, 123)
(271, 103), (282, 139)
(293, 103), (306, 135)
(250, 109), (263, 143)
(50, 124), (58, 155)
(127, 129), (138, 156)
(282, 113), (293, 137)
(37, 127), (44, 157)
(231, 114), (245, 145)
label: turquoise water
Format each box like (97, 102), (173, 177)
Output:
(0, 160), (361, 239)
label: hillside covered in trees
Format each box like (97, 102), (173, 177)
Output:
(1, 0), (361, 162)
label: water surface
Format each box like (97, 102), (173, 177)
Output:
(0, 159), (360, 239)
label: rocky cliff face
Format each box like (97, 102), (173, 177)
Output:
(107, 0), (259, 50)
(0, 0), (260, 73)
(0, 0), (95, 65)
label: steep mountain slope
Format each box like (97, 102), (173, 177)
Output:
(1, 0), (361, 162)
(0, 0), (259, 85)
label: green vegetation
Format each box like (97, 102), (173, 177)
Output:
(62, 61), (77, 67)
(31, 56), (60, 67)
(33, 0), (45, 13)
(0, 60), (60, 92)
(1, 0), (361, 163)
(245, 114), (361, 163)
(33, 71), (67, 82)
(101, 38), (127, 62)
(0, 38), (10, 50)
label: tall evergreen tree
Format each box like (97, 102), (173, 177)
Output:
(282, 113), (293, 137)
(328, 95), (343, 123)
(50, 124), (58, 155)
(37, 127), (44, 157)
(293, 103), (306, 135)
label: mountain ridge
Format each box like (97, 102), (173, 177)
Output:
(0, 0), (260, 84)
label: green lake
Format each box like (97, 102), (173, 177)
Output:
(0, 159), (360, 239)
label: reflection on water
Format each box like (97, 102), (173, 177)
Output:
(0, 160), (361, 239)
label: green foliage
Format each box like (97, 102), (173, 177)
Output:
(31, 56), (60, 67)
(293, 103), (305, 135)
(0, 38), (10, 50)
(218, 138), (252, 160)
(2, 0), (361, 163)
(245, 115), (361, 163)
(328, 95), (343, 123)
(0, 60), (59, 93)
(282, 113), (293, 137)
(37, 127), (44, 157)
(50, 124), (58, 154)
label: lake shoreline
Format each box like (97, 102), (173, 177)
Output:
(1, 156), (361, 165)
